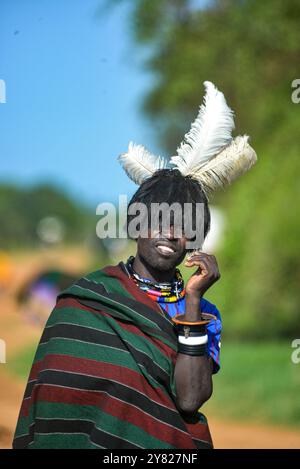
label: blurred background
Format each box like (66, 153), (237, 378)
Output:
(0, 0), (300, 448)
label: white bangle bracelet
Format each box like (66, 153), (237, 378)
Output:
(178, 334), (208, 346)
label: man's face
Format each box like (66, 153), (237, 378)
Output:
(136, 225), (188, 272)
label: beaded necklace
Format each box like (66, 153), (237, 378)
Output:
(126, 256), (185, 303)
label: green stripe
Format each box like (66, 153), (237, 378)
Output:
(19, 402), (175, 449)
(14, 415), (31, 438)
(84, 270), (132, 296)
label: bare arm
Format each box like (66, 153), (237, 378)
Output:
(174, 352), (213, 415)
(174, 254), (220, 416)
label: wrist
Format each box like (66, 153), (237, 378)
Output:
(185, 292), (202, 321)
(175, 320), (208, 357)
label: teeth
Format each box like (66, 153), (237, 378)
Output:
(157, 245), (174, 253)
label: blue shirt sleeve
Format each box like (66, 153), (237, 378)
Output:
(200, 297), (222, 374)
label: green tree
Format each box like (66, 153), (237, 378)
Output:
(0, 183), (91, 248)
(106, 0), (300, 338)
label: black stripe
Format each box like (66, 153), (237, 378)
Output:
(36, 369), (187, 433)
(13, 418), (37, 449)
(13, 433), (32, 449)
(75, 278), (108, 295)
(38, 323), (172, 395)
(35, 418), (141, 449)
(24, 380), (35, 400)
(13, 418), (140, 449)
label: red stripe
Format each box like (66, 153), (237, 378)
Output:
(184, 420), (213, 447)
(24, 384), (197, 448)
(26, 355), (174, 412)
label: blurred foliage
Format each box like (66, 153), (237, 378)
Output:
(204, 341), (300, 427)
(0, 183), (96, 249)
(107, 0), (300, 339)
(8, 344), (37, 380)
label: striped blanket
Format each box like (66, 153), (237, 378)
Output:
(13, 261), (213, 449)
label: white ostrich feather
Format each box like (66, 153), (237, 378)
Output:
(118, 82), (257, 196)
(191, 135), (257, 198)
(171, 81), (235, 175)
(118, 141), (170, 185)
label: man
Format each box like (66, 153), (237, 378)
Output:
(13, 82), (256, 449)
(13, 169), (221, 449)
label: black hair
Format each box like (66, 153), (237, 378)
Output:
(126, 169), (210, 250)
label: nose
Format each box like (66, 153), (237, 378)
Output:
(160, 224), (176, 239)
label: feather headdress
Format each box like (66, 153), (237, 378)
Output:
(118, 81), (257, 197)
(118, 141), (170, 186)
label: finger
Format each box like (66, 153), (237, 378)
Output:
(205, 260), (220, 279)
(196, 260), (210, 274)
(191, 260), (210, 276)
(185, 254), (207, 264)
(185, 259), (205, 268)
(202, 256), (219, 275)
(188, 258), (219, 279)
(200, 254), (219, 271)
(205, 256), (218, 271)
(184, 256), (210, 267)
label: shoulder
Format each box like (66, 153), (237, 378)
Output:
(81, 267), (108, 284)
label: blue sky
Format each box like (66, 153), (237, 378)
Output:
(0, 0), (158, 207)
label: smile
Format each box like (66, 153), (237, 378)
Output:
(155, 243), (176, 256)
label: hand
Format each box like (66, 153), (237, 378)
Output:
(184, 252), (220, 299)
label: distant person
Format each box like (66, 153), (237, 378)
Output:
(18, 270), (77, 327)
(13, 82), (257, 449)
